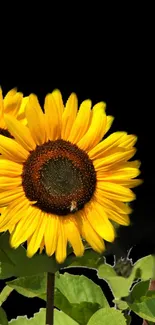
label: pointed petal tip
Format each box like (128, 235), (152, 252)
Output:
(52, 88), (62, 96)
(55, 254), (66, 264)
(29, 93), (38, 102)
(93, 101), (107, 112)
(26, 250), (34, 258)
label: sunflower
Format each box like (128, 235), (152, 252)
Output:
(0, 87), (28, 137)
(0, 90), (142, 263)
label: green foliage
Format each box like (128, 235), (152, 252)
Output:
(128, 291), (155, 322)
(129, 280), (150, 303)
(0, 307), (8, 325)
(113, 299), (129, 310)
(8, 309), (45, 324)
(98, 255), (155, 298)
(55, 273), (108, 307)
(0, 233), (62, 278)
(135, 255), (155, 281)
(6, 272), (109, 325)
(54, 309), (80, 325)
(0, 285), (14, 306)
(1, 233), (155, 325)
(124, 314), (132, 325)
(8, 309), (79, 325)
(6, 274), (47, 298)
(54, 273), (109, 324)
(87, 307), (126, 325)
(65, 249), (105, 269)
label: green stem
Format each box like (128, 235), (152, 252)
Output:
(46, 272), (55, 325)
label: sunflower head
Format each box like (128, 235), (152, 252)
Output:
(0, 89), (142, 263)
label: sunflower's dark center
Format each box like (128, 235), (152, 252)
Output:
(22, 139), (96, 215)
(0, 128), (13, 138)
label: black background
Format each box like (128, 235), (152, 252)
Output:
(0, 10), (153, 324)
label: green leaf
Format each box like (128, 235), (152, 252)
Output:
(113, 299), (129, 310)
(0, 234), (105, 278)
(8, 309), (45, 324)
(8, 309), (79, 325)
(7, 272), (109, 307)
(98, 263), (135, 298)
(98, 263), (116, 278)
(54, 309), (80, 325)
(65, 249), (105, 269)
(128, 293), (155, 322)
(6, 274), (47, 298)
(54, 273), (109, 324)
(87, 307), (126, 325)
(7, 272), (108, 325)
(55, 293), (100, 325)
(146, 291), (155, 298)
(0, 286), (14, 306)
(98, 255), (155, 299)
(55, 273), (108, 307)
(129, 280), (150, 303)
(0, 233), (62, 279)
(124, 314), (132, 325)
(134, 255), (155, 281)
(0, 307), (8, 325)
(0, 249), (15, 265)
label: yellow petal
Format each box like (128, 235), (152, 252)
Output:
(97, 160), (141, 175)
(8, 224), (15, 233)
(27, 210), (47, 257)
(25, 94), (46, 145)
(61, 93), (78, 140)
(124, 160), (141, 169)
(17, 97), (29, 119)
(105, 116), (114, 134)
(55, 217), (67, 264)
(44, 214), (59, 256)
(0, 207), (6, 215)
(39, 238), (45, 254)
(0, 159), (23, 176)
(93, 148), (136, 170)
(52, 89), (64, 119)
(93, 101), (106, 112)
(0, 187), (24, 207)
(97, 167), (140, 181)
(10, 206), (41, 248)
(0, 88), (4, 125)
(45, 89), (64, 140)
(3, 88), (16, 98)
(97, 182), (136, 202)
(64, 215), (84, 257)
(121, 179), (143, 188)
(85, 201), (115, 242)
(4, 90), (23, 117)
(68, 99), (92, 144)
(106, 209), (130, 226)
(44, 93), (62, 140)
(0, 135), (29, 162)
(77, 210), (105, 253)
(94, 190), (132, 215)
(4, 115), (36, 151)
(17, 96), (29, 126)
(88, 132), (127, 159)
(120, 135), (137, 148)
(0, 196), (29, 230)
(0, 176), (21, 190)
(77, 103), (107, 152)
